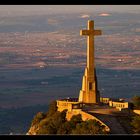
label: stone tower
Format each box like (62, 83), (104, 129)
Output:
(78, 20), (102, 104)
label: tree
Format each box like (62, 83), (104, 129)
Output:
(36, 109), (67, 134)
(50, 110), (67, 133)
(37, 122), (56, 134)
(70, 114), (83, 123)
(132, 96), (140, 109)
(38, 117), (50, 127)
(131, 115), (140, 134)
(57, 121), (72, 134)
(47, 100), (58, 116)
(72, 119), (107, 134)
(67, 114), (83, 132)
(71, 121), (89, 134)
(31, 112), (46, 126)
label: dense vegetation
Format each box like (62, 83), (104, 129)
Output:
(30, 101), (108, 134)
(130, 96), (140, 134)
(132, 96), (140, 109)
(131, 115), (140, 134)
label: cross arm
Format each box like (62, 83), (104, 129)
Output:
(80, 29), (102, 36)
(94, 30), (102, 36)
(80, 30), (90, 36)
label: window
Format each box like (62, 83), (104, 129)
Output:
(89, 82), (92, 90)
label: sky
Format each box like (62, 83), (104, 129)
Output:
(0, 5), (139, 16)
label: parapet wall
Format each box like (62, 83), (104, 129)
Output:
(100, 97), (110, 104)
(100, 97), (130, 111)
(109, 101), (129, 111)
(57, 100), (82, 112)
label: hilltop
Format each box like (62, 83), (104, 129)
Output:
(27, 101), (109, 135)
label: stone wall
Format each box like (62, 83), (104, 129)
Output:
(57, 100), (73, 112)
(133, 109), (140, 115)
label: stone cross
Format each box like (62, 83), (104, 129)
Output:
(80, 20), (102, 76)
(79, 20), (102, 104)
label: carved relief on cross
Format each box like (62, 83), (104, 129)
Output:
(80, 20), (102, 76)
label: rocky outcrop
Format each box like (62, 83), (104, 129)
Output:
(26, 125), (40, 135)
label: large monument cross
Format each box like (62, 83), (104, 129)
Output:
(79, 20), (102, 104)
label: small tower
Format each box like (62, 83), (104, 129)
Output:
(78, 20), (102, 104)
